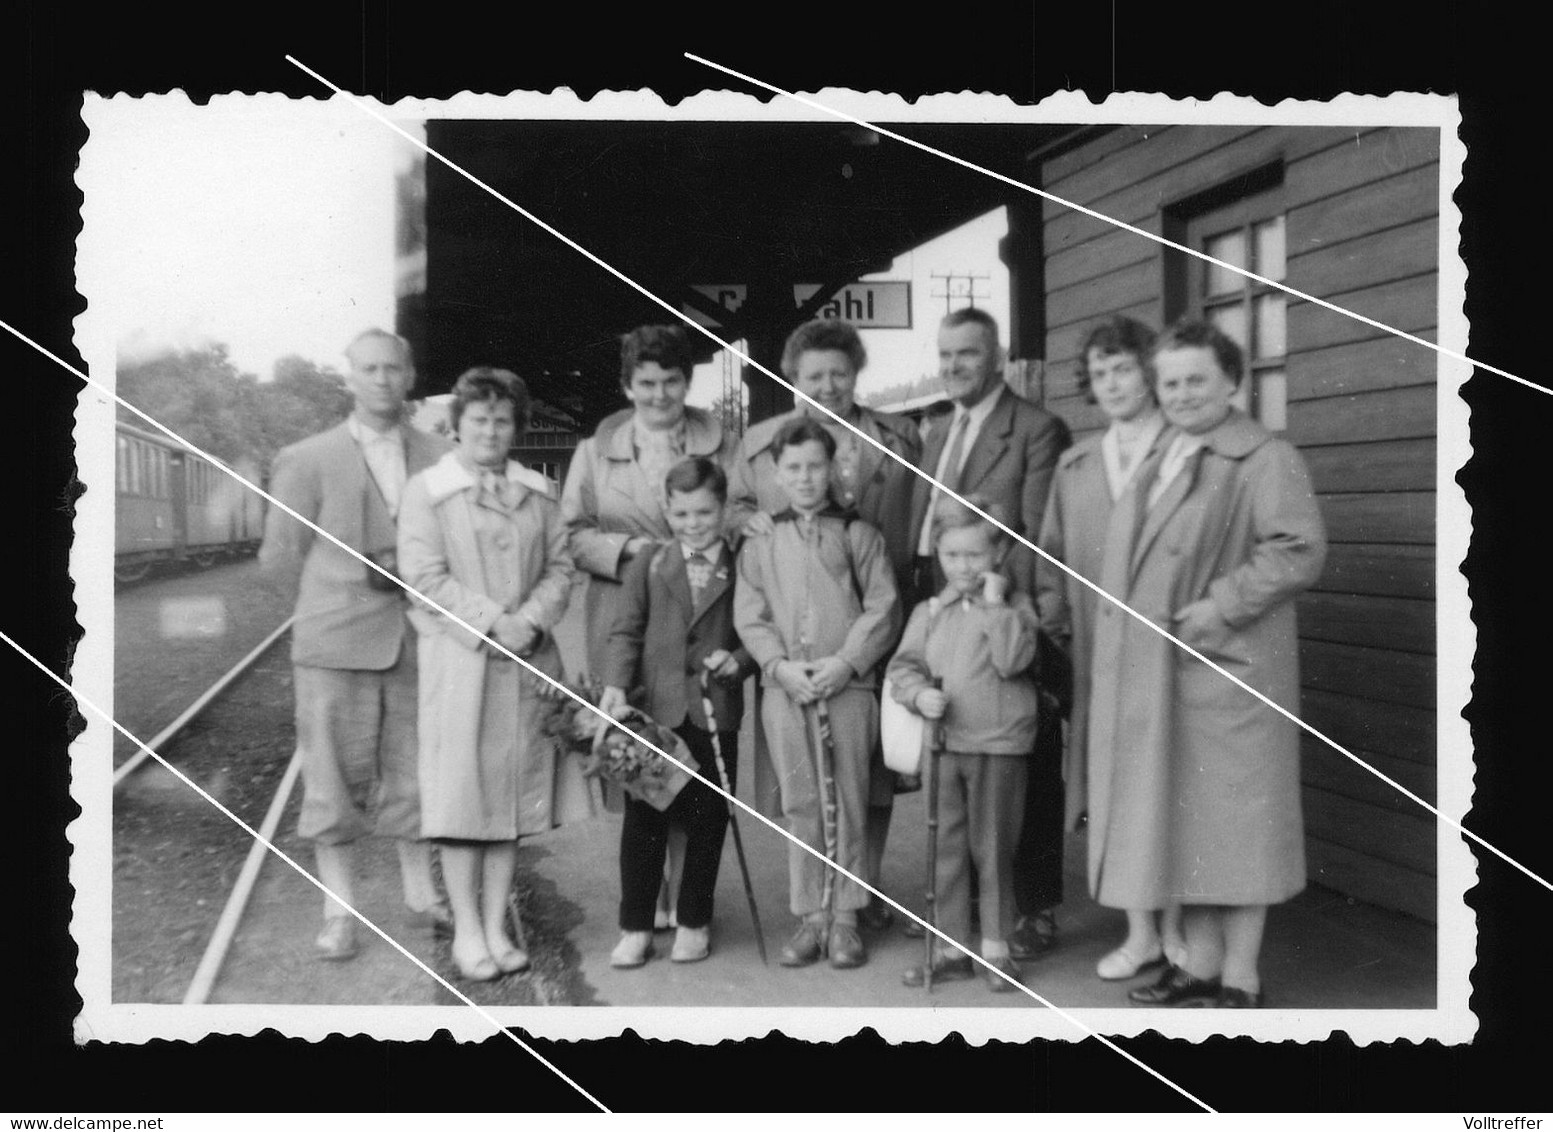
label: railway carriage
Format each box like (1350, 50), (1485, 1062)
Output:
(114, 421), (265, 582)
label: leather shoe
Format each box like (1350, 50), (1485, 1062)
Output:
(314, 917), (358, 962)
(1127, 965), (1222, 1007)
(900, 956), (974, 987)
(858, 901), (895, 934)
(1008, 912), (1057, 962)
(983, 955), (1024, 993)
(1217, 985), (1263, 1008)
(828, 923), (867, 969)
(779, 921), (827, 967)
(1096, 944), (1168, 981)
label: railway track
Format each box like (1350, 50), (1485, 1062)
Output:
(115, 611), (561, 1007)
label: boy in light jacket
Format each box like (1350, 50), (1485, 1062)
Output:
(734, 418), (901, 970)
(888, 495), (1040, 992)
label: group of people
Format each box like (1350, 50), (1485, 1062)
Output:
(259, 302), (1326, 1008)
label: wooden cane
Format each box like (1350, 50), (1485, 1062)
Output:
(699, 669), (769, 965)
(924, 674), (944, 993)
(798, 635), (841, 920)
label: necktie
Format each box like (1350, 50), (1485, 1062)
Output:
(687, 551), (711, 606)
(941, 411), (971, 493)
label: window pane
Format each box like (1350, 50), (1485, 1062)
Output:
(1254, 293), (1287, 359)
(117, 438), (129, 492)
(1208, 303), (1250, 354)
(1254, 216), (1286, 280)
(1257, 370), (1288, 431)
(1205, 229), (1249, 295)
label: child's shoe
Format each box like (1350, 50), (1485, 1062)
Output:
(670, 925), (711, 963)
(900, 955), (974, 987)
(779, 920), (827, 967)
(827, 922), (867, 969)
(610, 931), (654, 968)
(983, 954), (1024, 993)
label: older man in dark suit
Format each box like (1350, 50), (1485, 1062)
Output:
(905, 308), (1072, 962)
(259, 328), (451, 961)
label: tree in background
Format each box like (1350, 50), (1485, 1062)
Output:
(117, 345), (352, 473)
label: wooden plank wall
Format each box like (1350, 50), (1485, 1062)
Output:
(1038, 125), (1441, 922)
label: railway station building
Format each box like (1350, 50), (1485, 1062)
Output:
(403, 118), (1444, 926)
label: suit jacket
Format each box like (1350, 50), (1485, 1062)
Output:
(727, 405), (923, 580)
(259, 418), (450, 669)
(600, 539), (754, 731)
(906, 384), (1072, 597)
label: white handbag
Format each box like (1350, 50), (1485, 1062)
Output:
(880, 671), (929, 776)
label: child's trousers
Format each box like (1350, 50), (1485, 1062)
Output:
(763, 685), (876, 917)
(618, 725), (735, 932)
(931, 751), (1028, 953)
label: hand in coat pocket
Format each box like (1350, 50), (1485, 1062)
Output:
(1173, 598), (1232, 655)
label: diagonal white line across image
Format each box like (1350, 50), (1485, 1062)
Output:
(684, 52), (1543, 399)
(285, 58), (1538, 900)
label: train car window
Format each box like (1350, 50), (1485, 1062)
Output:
(117, 437), (130, 493)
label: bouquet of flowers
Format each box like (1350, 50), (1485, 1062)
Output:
(538, 678), (693, 812)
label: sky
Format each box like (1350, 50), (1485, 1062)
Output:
(87, 99), (1007, 399)
(87, 98), (406, 379)
(687, 207), (1009, 411)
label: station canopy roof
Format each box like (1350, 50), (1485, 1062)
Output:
(415, 118), (1070, 421)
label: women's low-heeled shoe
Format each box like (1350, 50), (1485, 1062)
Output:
(454, 954), (501, 983)
(1096, 945), (1168, 981)
(492, 947), (531, 975)
(1127, 965), (1222, 1006)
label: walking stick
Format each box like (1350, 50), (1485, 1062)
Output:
(799, 636), (842, 919)
(699, 668), (768, 966)
(924, 675), (944, 994)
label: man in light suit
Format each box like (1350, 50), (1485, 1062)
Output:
(259, 328), (451, 961)
(905, 308), (1072, 962)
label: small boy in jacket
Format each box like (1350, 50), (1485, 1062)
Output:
(734, 417), (901, 970)
(887, 495), (1040, 992)
(600, 457), (755, 967)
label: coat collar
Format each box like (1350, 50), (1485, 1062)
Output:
(597, 405), (725, 462)
(771, 501), (859, 525)
(651, 537), (734, 625)
(421, 451), (553, 506)
(1180, 408), (1273, 460)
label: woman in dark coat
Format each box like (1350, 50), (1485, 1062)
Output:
(1086, 321), (1326, 1008)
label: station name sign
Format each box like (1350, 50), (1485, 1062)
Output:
(685, 282), (912, 330)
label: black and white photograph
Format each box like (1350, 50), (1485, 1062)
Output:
(8, 9), (1548, 1117)
(66, 88), (1469, 1052)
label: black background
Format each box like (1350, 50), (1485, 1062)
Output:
(5, 1), (1544, 1114)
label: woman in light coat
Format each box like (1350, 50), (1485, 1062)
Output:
(561, 324), (738, 679)
(1036, 316), (1183, 981)
(1086, 321), (1326, 1009)
(399, 367), (587, 982)
(560, 324), (737, 925)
